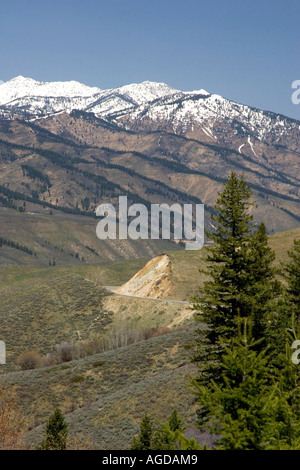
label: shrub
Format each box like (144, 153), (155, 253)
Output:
(16, 350), (44, 370)
(70, 375), (85, 383)
(93, 360), (105, 368)
(55, 342), (76, 363)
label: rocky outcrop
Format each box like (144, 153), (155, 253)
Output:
(116, 254), (172, 299)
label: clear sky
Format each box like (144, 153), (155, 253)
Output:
(1, 0), (299, 119)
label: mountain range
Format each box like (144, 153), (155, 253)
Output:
(0, 76), (300, 267)
(1, 76), (299, 149)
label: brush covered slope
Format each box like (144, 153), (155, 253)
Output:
(1, 227), (299, 449)
(0, 252), (200, 449)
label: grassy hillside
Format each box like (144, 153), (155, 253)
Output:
(0, 205), (181, 267)
(1, 225), (299, 366)
(0, 258), (148, 291)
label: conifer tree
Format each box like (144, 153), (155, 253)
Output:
(284, 238), (300, 323)
(263, 339), (300, 450)
(191, 171), (280, 435)
(192, 172), (279, 365)
(194, 319), (272, 449)
(190, 173), (300, 449)
(131, 414), (153, 450)
(245, 222), (281, 345)
(194, 317), (300, 449)
(130, 412), (201, 450)
(37, 408), (68, 450)
(168, 408), (185, 433)
(268, 238), (300, 359)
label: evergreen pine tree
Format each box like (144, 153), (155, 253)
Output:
(193, 172), (254, 344)
(151, 421), (201, 450)
(130, 412), (201, 450)
(193, 172), (279, 345)
(151, 422), (177, 450)
(37, 408), (68, 450)
(131, 414), (153, 450)
(192, 173), (279, 385)
(245, 222), (281, 345)
(168, 408), (185, 433)
(194, 319), (272, 449)
(194, 318), (300, 449)
(269, 237), (300, 360)
(284, 238), (300, 323)
(191, 172), (281, 433)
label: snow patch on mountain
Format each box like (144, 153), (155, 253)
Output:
(238, 143), (245, 154)
(114, 81), (178, 105)
(247, 135), (259, 158)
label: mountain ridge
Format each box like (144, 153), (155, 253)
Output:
(1, 76), (299, 158)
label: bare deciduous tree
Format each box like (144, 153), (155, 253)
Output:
(0, 382), (28, 449)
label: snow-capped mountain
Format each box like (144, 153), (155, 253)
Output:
(0, 76), (299, 151)
(0, 76), (177, 119)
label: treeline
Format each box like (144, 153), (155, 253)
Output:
(21, 164), (51, 188)
(0, 194), (17, 210)
(0, 137), (152, 210)
(151, 129), (300, 191)
(97, 145), (300, 224)
(0, 237), (34, 256)
(19, 119), (88, 147)
(70, 109), (129, 133)
(0, 184), (95, 217)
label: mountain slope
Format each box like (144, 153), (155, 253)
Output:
(0, 110), (299, 235)
(3, 328), (199, 450)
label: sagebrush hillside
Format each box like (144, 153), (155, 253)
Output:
(4, 328), (201, 450)
(1, 226), (299, 448)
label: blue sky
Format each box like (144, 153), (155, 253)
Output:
(1, 0), (299, 119)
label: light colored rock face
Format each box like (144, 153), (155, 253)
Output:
(116, 254), (172, 299)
